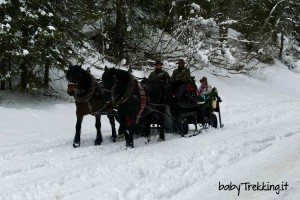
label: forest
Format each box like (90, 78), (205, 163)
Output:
(0, 0), (300, 92)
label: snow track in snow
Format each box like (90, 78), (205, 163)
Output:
(1, 99), (299, 200)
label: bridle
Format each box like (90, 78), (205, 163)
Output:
(101, 74), (118, 103)
(67, 77), (96, 103)
(102, 73), (138, 107)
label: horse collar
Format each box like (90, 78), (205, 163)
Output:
(119, 75), (136, 104)
(74, 78), (96, 103)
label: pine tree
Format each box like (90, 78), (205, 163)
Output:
(0, 0), (101, 91)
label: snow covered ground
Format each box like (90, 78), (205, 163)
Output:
(0, 62), (300, 200)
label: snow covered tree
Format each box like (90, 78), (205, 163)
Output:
(0, 0), (101, 91)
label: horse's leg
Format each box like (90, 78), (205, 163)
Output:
(118, 123), (126, 140)
(94, 115), (103, 145)
(158, 112), (165, 142)
(142, 113), (153, 144)
(123, 111), (134, 148)
(125, 116), (134, 149)
(143, 115), (151, 144)
(128, 128), (135, 148)
(107, 115), (117, 142)
(115, 115), (126, 140)
(73, 113), (84, 148)
(117, 108), (131, 148)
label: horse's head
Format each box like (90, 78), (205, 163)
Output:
(66, 64), (85, 96)
(101, 66), (118, 102)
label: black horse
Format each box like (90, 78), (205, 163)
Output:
(66, 65), (126, 148)
(101, 67), (166, 148)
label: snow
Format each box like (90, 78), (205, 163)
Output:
(47, 26), (56, 31)
(191, 3), (200, 12)
(22, 49), (29, 55)
(0, 62), (300, 200)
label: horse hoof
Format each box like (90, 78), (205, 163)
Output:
(94, 139), (102, 146)
(158, 138), (165, 142)
(125, 142), (134, 149)
(118, 135), (125, 141)
(73, 142), (80, 148)
(124, 145), (133, 150)
(144, 137), (151, 144)
(110, 136), (117, 143)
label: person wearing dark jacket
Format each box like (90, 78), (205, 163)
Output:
(170, 59), (191, 102)
(149, 60), (170, 81)
(170, 59), (191, 83)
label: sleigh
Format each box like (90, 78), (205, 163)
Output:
(166, 77), (223, 136)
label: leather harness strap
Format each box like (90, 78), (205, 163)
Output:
(119, 76), (136, 104)
(136, 81), (147, 123)
(117, 77), (147, 123)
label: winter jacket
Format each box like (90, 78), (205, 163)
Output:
(199, 84), (213, 95)
(149, 69), (170, 81)
(170, 68), (191, 83)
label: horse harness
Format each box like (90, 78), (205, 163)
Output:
(71, 77), (106, 116)
(104, 75), (147, 123)
(71, 78), (96, 103)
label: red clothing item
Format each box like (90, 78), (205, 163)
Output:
(199, 83), (208, 93)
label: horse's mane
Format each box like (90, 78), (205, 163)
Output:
(79, 68), (94, 86)
(114, 68), (131, 83)
(106, 68), (131, 90)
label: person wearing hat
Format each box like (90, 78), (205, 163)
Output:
(199, 76), (212, 95)
(198, 77), (220, 119)
(170, 59), (191, 83)
(148, 60), (170, 81)
(170, 59), (191, 101)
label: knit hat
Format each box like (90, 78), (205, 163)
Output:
(176, 59), (185, 64)
(154, 60), (163, 65)
(200, 77), (207, 83)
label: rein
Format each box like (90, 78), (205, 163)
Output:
(104, 75), (136, 106)
(71, 78), (97, 103)
(69, 75), (111, 115)
(119, 76), (136, 104)
(102, 74), (147, 123)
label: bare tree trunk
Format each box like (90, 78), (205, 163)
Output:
(43, 64), (50, 88)
(0, 80), (5, 90)
(114, 0), (127, 61)
(0, 60), (5, 90)
(219, 24), (228, 42)
(21, 26), (29, 91)
(217, 1), (228, 42)
(20, 61), (28, 90)
(0, 81), (5, 90)
(8, 60), (12, 90)
(43, 51), (50, 88)
(279, 32), (284, 60)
